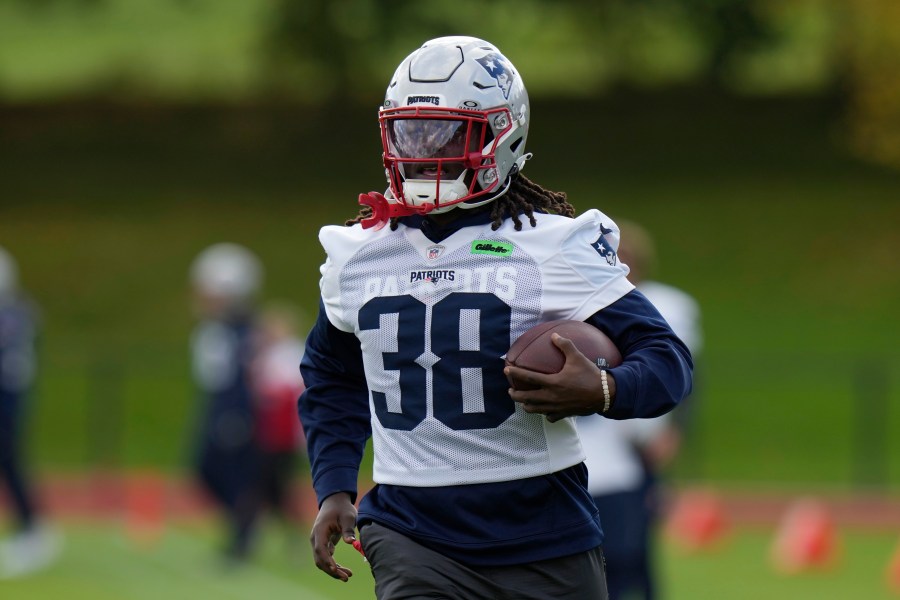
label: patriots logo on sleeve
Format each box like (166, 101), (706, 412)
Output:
(591, 224), (617, 266)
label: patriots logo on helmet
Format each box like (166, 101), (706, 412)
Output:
(591, 224), (617, 266)
(476, 53), (515, 99)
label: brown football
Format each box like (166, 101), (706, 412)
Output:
(505, 320), (622, 390)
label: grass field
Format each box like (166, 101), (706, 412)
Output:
(2, 518), (898, 599)
(0, 518), (373, 600)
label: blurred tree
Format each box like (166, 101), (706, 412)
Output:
(261, 0), (601, 101)
(566, 0), (709, 89)
(0, 0), (848, 102)
(7, 0), (105, 7)
(721, 0), (840, 94)
(679, 0), (775, 85)
(841, 0), (900, 169)
(263, 0), (424, 105)
(264, 0), (371, 103)
(262, 0), (780, 97)
(568, 0), (840, 93)
(2, 0), (900, 171)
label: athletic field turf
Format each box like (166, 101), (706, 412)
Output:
(2, 519), (898, 599)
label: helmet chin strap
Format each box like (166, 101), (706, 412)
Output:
(359, 153), (533, 229)
(455, 175), (513, 211)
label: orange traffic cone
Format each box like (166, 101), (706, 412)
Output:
(664, 488), (729, 552)
(770, 497), (840, 574)
(886, 538), (900, 594)
(124, 471), (167, 549)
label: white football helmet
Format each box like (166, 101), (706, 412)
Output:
(190, 243), (262, 303)
(380, 36), (531, 214)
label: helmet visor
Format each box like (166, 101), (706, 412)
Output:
(385, 119), (472, 160)
(380, 109), (500, 210)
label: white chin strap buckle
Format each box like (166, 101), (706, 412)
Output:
(403, 179), (468, 212)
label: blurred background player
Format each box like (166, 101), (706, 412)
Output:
(249, 302), (308, 544)
(578, 221), (703, 599)
(0, 245), (60, 579)
(189, 242), (265, 563)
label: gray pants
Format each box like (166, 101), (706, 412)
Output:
(360, 522), (609, 600)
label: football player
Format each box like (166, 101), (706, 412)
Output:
(299, 37), (693, 599)
(0, 246), (60, 578)
(189, 242), (264, 562)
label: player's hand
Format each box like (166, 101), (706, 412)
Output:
(505, 333), (616, 423)
(309, 492), (358, 581)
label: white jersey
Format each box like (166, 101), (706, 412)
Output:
(318, 210), (633, 487)
(637, 281), (702, 355)
(580, 279), (702, 496)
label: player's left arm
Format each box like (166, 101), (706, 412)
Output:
(589, 289), (693, 420)
(505, 290), (691, 422)
(507, 210), (691, 421)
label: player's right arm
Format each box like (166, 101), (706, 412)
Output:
(299, 300), (371, 580)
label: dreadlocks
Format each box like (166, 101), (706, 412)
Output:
(344, 174), (576, 230)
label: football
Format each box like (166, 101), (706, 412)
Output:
(505, 320), (622, 389)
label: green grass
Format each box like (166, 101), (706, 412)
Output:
(2, 520), (897, 599)
(661, 528), (900, 600)
(0, 519), (374, 600)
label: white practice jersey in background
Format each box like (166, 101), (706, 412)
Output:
(579, 279), (702, 496)
(318, 210), (633, 487)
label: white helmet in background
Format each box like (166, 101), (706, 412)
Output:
(380, 36), (531, 214)
(190, 243), (262, 304)
(0, 245), (18, 300)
